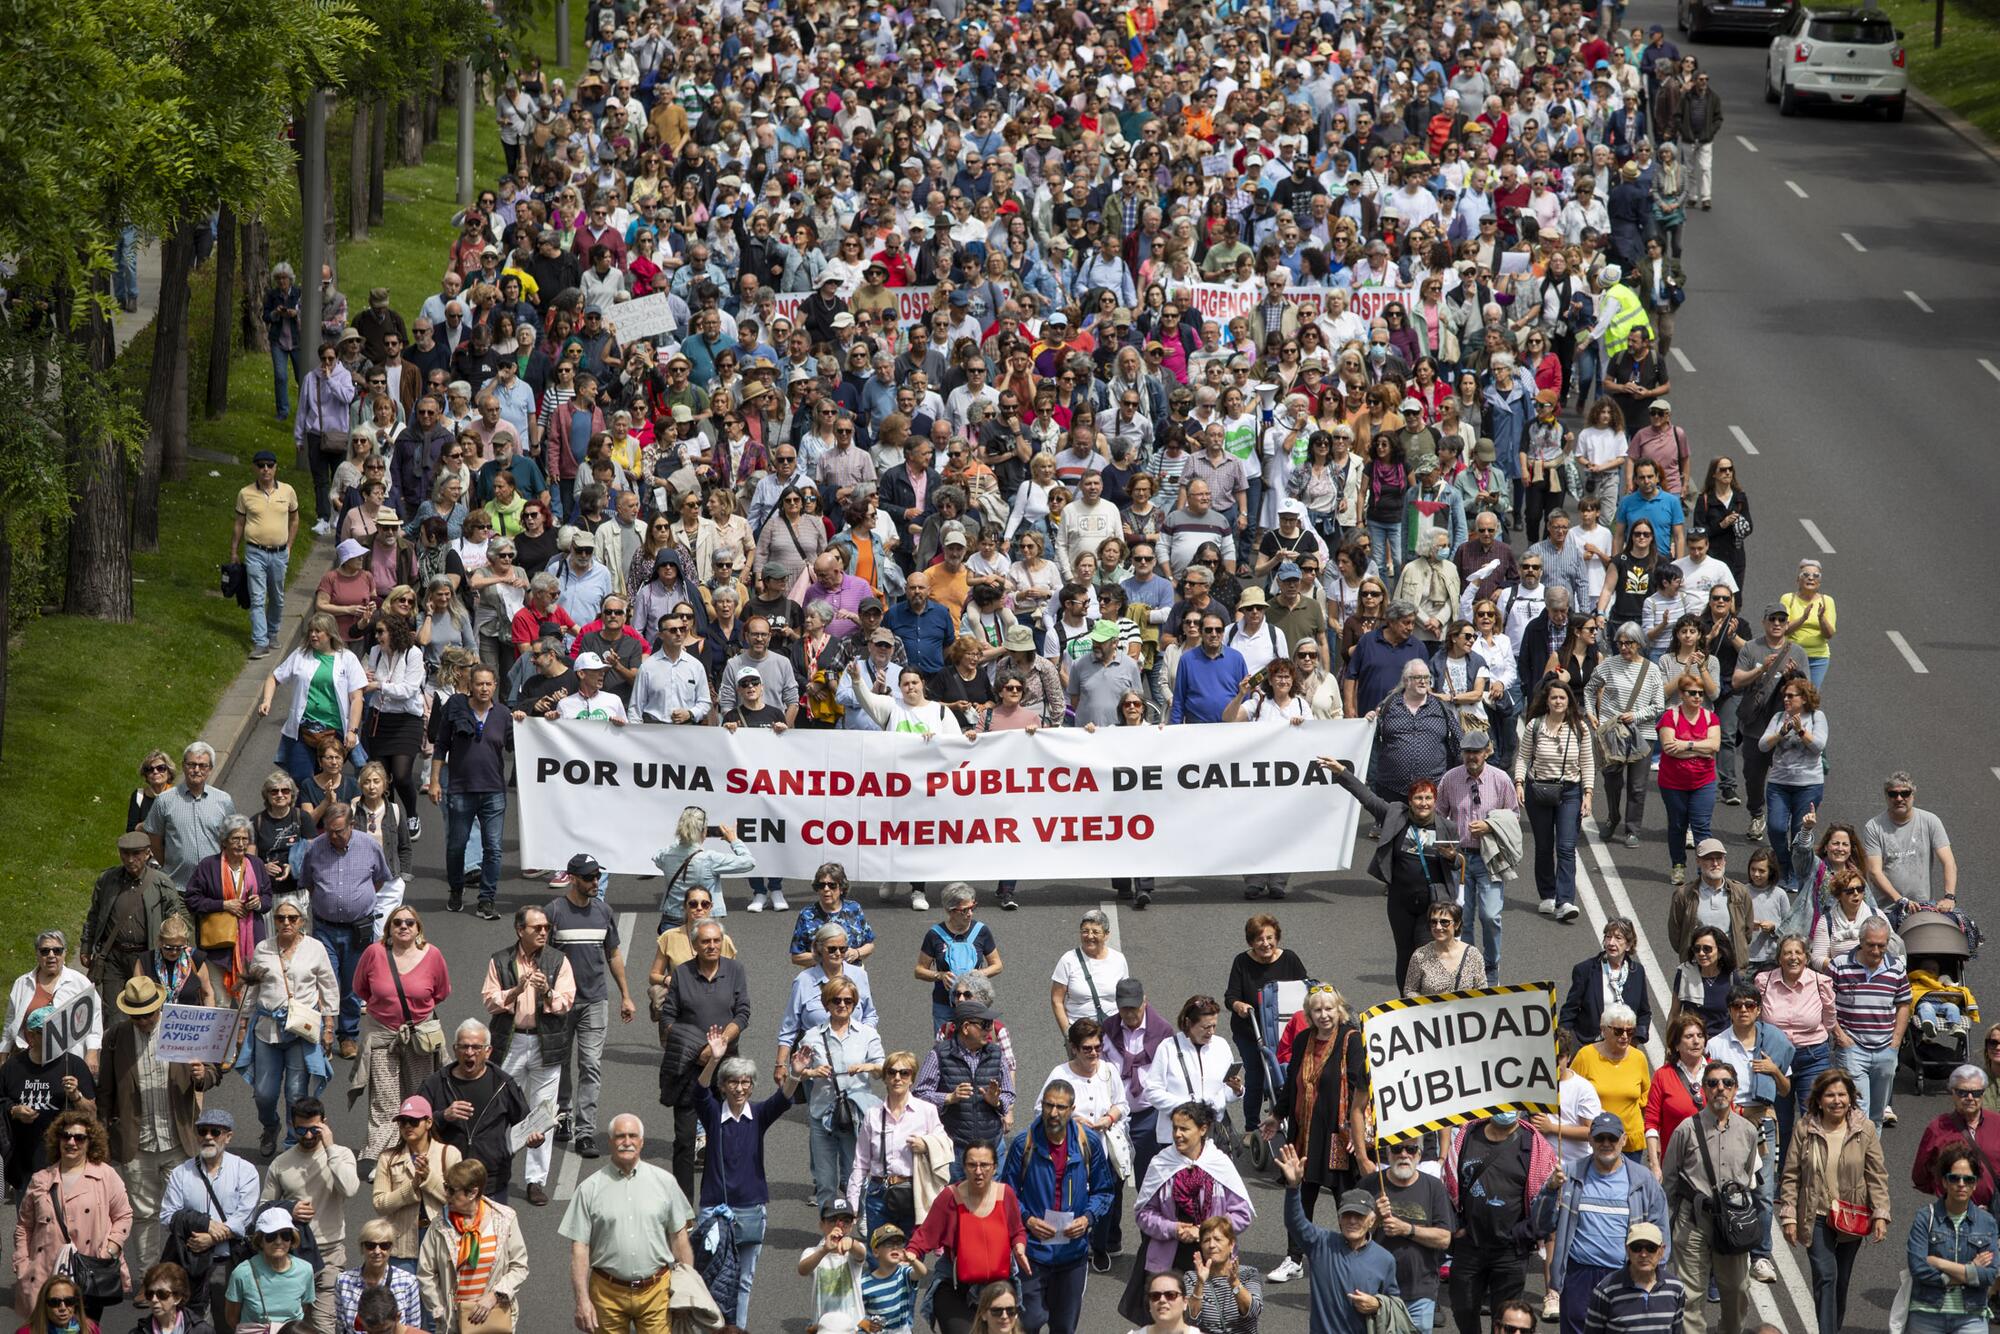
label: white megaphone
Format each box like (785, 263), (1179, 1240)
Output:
(1250, 379), (1280, 424)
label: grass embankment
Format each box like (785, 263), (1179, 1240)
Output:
(0, 7), (583, 965)
(1877, 0), (2000, 140)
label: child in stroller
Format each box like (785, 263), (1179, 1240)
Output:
(1898, 909), (1982, 1095)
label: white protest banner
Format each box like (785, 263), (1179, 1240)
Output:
(1177, 281), (1260, 325)
(609, 293), (677, 344)
(768, 293), (808, 328)
(155, 1005), (237, 1064)
(516, 717), (1372, 881)
(1361, 983), (1559, 1145)
(892, 285), (938, 328)
(1347, 284), (1420, 323)
(41, 992), (96, 1064)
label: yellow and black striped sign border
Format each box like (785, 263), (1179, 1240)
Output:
(1359, 980), (1557, 1020)
(1362, 982), (1560, 1146)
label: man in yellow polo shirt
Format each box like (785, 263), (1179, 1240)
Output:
(560, 1113), (695, 1334)
(230, 449), (300, 659)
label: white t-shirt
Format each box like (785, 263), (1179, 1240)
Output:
(1051, 947), (1131, 1027)
(1573, 522), (1615, 603)
(557, 691), (628, 723)
(1673, 554), (1739, 616)
(1555, 1071), (1605, 1174)
(803, 1248), (866, 1322)
(1041, 1058), (1130, 1126)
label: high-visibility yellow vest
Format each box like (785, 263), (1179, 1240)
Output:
(1603, 283), (1653, 358)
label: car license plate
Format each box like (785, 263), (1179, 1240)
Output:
(1830, 73), (1871, 82)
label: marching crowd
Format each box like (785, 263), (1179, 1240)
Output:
(17, 0), (1978, 1332)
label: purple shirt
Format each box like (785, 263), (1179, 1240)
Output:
(1436, 762), (1520, 839)
(799, 571), (875, 639)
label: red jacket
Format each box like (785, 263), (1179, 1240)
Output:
(1913, 1110), (2000, 1208)
(545, 403), (606, 483)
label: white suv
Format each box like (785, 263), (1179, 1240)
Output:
(1766, 7), (1909, 120)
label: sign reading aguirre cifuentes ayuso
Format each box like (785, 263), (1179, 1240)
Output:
(516, 718), (1373, 880)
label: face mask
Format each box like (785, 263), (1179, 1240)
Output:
(1488, 1111), (1519, 1130)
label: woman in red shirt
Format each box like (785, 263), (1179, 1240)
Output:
(1656, 670), (1721, 886)
(908, 1142), (1029, 1334)
(351, 908), (452, 1160)
(1642, 1012), (1709, 1181)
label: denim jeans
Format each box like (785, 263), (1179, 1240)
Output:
(1525, 781), (1583, 907)
(808, 1117), (857, 1208)
(251, 1035), (312, 1133)
(1752, 1110), (1779, 1262)
(276, 733), (321, 787)
(560, 998), (609, 1143)
(314, 918), (372, 1040)
(1368, 519), (1403, 579)
(1714, 692), (1742, 794)
(1767, 781), (1824, 883)
(445, 790), (506, 903)
(1018, 1257), (1088, 1334)
(1406, 1297), (1436, 1334)
(1839, 1042), (1899, 1126)
(271, 343), (302, 418)
(245, 542), (289, 650)
(1806, 656), (1830, 691)
(1659, 782), (1716, 872)
(730, 1232), (763, 1328)
(1782, 1040), (1833, 1159)
(1459, 850), (1504, 976)
(1807, 1218), (1862, 1334)
(114, 225), (140, 305)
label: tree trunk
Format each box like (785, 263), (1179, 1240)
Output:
(424, 87), (440, 144)
(64, 280), (133, 621)
(399, 94), (425, 165)
(0, 508), (11, 761)
(206, 203), (238, 418)
(348, 98), (371, 242)
(369, 98), (388, 227)
(240, 217), (270, 354)
(133, 221), (199, 550)
(322, 112), (339, 280)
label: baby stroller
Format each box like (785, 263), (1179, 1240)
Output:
(1245, 978), (1310, 1173)
(1898, 910), (1981, 1095)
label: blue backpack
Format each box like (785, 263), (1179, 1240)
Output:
(930, 922), (986, 976)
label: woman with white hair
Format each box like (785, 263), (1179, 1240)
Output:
(1571, 1001), (1651, 1164)
(1588, 621), (1664, 847)
(694, 1031), (811, 1329)
(650, 805), (756, 931)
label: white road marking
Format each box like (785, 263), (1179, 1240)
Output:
(1980, 358), (2000, 384)
(1992, 767), (2000, 785)
(1841, 232), (1867, 253)
(553, 1146), (582, 1200)
(1098, 901), (1123, 953)
(1736, 134), (1759, 152)
(1784, 179), (1809, 198)
(1800, 519), (1836, 555)
(1905, 290), (1934, 314)
(1670, 347), (1696, 374)
(1579, 827), (1820, 1331)
(1887, 631), (1929, 674)
(618, 912), (637, 953)
(1727, 425), (1760, 457)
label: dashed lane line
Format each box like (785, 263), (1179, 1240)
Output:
(1887, 631), (1929, 674)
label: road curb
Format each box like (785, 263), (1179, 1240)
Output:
(1909, 87), (2000, 167)
(209, 535), (338, 785)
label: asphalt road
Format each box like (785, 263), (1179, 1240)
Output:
(30, 13), (1997, 1334)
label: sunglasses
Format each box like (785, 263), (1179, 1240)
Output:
(145, 1288), (180, 1300)
(1703, 1078), (1737, 1090)
(1946, 1172), (1981, 1186)
(1626, 1242), (1661, 1255)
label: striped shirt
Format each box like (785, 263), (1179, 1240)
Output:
(1583, 1270), (1687, 1333)
(860, 1262), (917, 1332)
(1828, 951), (1912, 1051)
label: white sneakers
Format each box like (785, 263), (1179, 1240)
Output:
(746, 894), (769, 913)
(768, 890), (790, 911)
(1543, 1290), (1561, 1320)
(1266, 1257), (1302, 1284)
(1538, 900), (1558, 918)
(1750, 1258), (1777, 1284)
(910, 890), (930, 911)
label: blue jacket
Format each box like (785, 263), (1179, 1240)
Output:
(1908, 1200), (2000, 1310)
(998, 1121), (1115, 1268)
(1535, 1159), (1671, 1287)
(1709, 1019), (1795, 1110)
(1480, 379), (1530, 481)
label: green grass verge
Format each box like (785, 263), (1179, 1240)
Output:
(1877, 0), (2000, 140)
(0, 22), (582, 967)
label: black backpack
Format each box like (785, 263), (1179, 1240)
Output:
(1696, 1121), (1760, 1254)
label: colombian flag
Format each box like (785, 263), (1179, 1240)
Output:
(1125, 12), (1147, 69)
